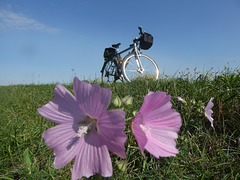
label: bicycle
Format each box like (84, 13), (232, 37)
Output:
(100, 26), (160, 82)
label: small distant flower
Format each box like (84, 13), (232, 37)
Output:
(38, 77), (127, 180)
(131, 91), (182, 158)
(177, 97), (183, 102)
(205, 97), (214, 128)
(177, 97), (187, 104)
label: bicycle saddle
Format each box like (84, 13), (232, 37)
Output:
(112, 43), (121, 48)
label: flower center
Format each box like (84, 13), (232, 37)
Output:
(76, 125), (89, 137)
(76, 115), (98, 137)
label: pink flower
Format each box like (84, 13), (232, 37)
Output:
(177, 97), (184, 102)
(205, 97), (214, 128)
(177, 97), (187, 104)
(38, 77), (127, 180)
(131, 91), (182, 158)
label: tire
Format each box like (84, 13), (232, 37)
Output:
(121, 53), (159, 82)
(101, 59), (120, 83)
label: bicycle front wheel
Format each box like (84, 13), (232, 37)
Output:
(121, 53), (160, 82)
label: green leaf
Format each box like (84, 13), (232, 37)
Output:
(23, 148), (32, 168)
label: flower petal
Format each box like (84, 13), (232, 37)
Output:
(97, 110), (127, 158)
(145, 110), (182, 129)
(132, 114), (148, 157)
(144, 125), (179, 158)
(205, 97), (214, 128)
(38, 84), (85, 124)
(139, 91), (171, 117)
(205, 97), (214, 110)
(42, 124), (81, 169)
(72, 130), (112, 179)
(145, 139), (178, 158)
(73, 77), (111, 118)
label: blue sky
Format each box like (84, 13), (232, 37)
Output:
(0, 0), (240, 85)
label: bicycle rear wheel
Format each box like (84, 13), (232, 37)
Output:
(101, 59), (120, 83)
(121, 53), (159, 82)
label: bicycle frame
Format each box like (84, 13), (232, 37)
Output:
(117, 40), (144, 74)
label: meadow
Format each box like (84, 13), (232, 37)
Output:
(0, 66), (239, 180)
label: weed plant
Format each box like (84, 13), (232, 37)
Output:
(0, 66), (239, 179)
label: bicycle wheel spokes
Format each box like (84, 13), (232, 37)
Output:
(122, 53), (159, 82)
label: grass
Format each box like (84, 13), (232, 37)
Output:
(0, 66), (239, 179)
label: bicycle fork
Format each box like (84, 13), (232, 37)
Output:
(134, 46), (144, 74)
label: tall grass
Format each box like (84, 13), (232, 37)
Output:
(0, 66), (239, 179)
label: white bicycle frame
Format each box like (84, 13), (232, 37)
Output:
(117, 39), (144, 74)
(133, 43), (144, 74)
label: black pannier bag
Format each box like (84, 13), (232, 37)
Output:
(104, 47), (117, 59)
(140, 33), (153, 50)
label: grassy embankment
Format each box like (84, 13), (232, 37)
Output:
(0, 67), (239, 179)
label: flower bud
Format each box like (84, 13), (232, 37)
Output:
(177, 97), (187, 105)
(122, 95), (133, 106)
(112, 96), (122, 107)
